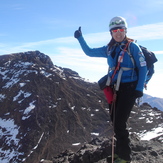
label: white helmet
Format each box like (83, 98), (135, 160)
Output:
(109, 16), (127, 31)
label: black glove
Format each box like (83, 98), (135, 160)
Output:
(74, 26), (82, 38)
(133, 90), (143, 98)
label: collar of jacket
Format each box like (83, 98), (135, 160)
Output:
(114, 39), (128, 46)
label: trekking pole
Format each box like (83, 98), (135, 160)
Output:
(111, 91), (117, 163)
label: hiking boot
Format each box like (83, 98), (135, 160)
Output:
(114, 157), (131, 163)
(107, 154), (119, 162)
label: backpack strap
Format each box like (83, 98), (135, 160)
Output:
(106, 40), (134, 91)
(127, 41), (135, 68)
(111, 41), (131, 81)
(115, 67), (133, 91)
(111, 41), (133, 91)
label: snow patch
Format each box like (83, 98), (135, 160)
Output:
(53, 66), (66, 80)
(0, 118), (21, 163)
(0, 118), (19, 146)
(40, 70), (52, 78)
(0, 94), (6, 101)
(22, 101), (36, 120)
(81, 107), (86, 110)
(95, 109), (99, 112)
(91, 133), (99, 136)
(19, 83), (26, 87)
(22, 132), (44, 162)
(140, 125), (163, 140)
(13, 90), (31, 102)
(72, 143), (81, 146)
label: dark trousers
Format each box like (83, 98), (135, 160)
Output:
(109, 81), (137, 161)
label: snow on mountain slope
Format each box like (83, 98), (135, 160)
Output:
(0, 118), (23, 163)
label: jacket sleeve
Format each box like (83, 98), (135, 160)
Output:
(77, 36), (107, 58)
(130, 42), (147, 92)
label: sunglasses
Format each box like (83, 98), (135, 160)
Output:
(112, 28), (125, 33)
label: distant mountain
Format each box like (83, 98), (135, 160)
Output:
(141, 94), (163, 111)
(0, 51), (162, 163)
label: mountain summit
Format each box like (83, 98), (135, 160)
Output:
(0, 51), (110, 163)
(0, 51), (162, 163)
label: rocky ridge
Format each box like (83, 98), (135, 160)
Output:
(50, 134), (163, 163)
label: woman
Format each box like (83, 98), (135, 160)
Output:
(74, 16), (147, 163)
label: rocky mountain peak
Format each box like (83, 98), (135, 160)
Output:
(0, 50), (53, 68)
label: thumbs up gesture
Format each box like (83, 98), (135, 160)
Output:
(74, 27), (82, 38)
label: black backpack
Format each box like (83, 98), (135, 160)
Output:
(127, 42), (158, 84)
(139, 45), (158, 69)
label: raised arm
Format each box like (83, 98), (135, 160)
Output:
(74, 27), (107, 58)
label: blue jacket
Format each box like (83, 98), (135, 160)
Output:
(77, 36), (147, 92)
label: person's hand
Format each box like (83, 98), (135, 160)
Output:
(133, 90), (143, 98)
(74, 27), (82, 38)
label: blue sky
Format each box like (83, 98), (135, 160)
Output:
(0, 0), (163, 98)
